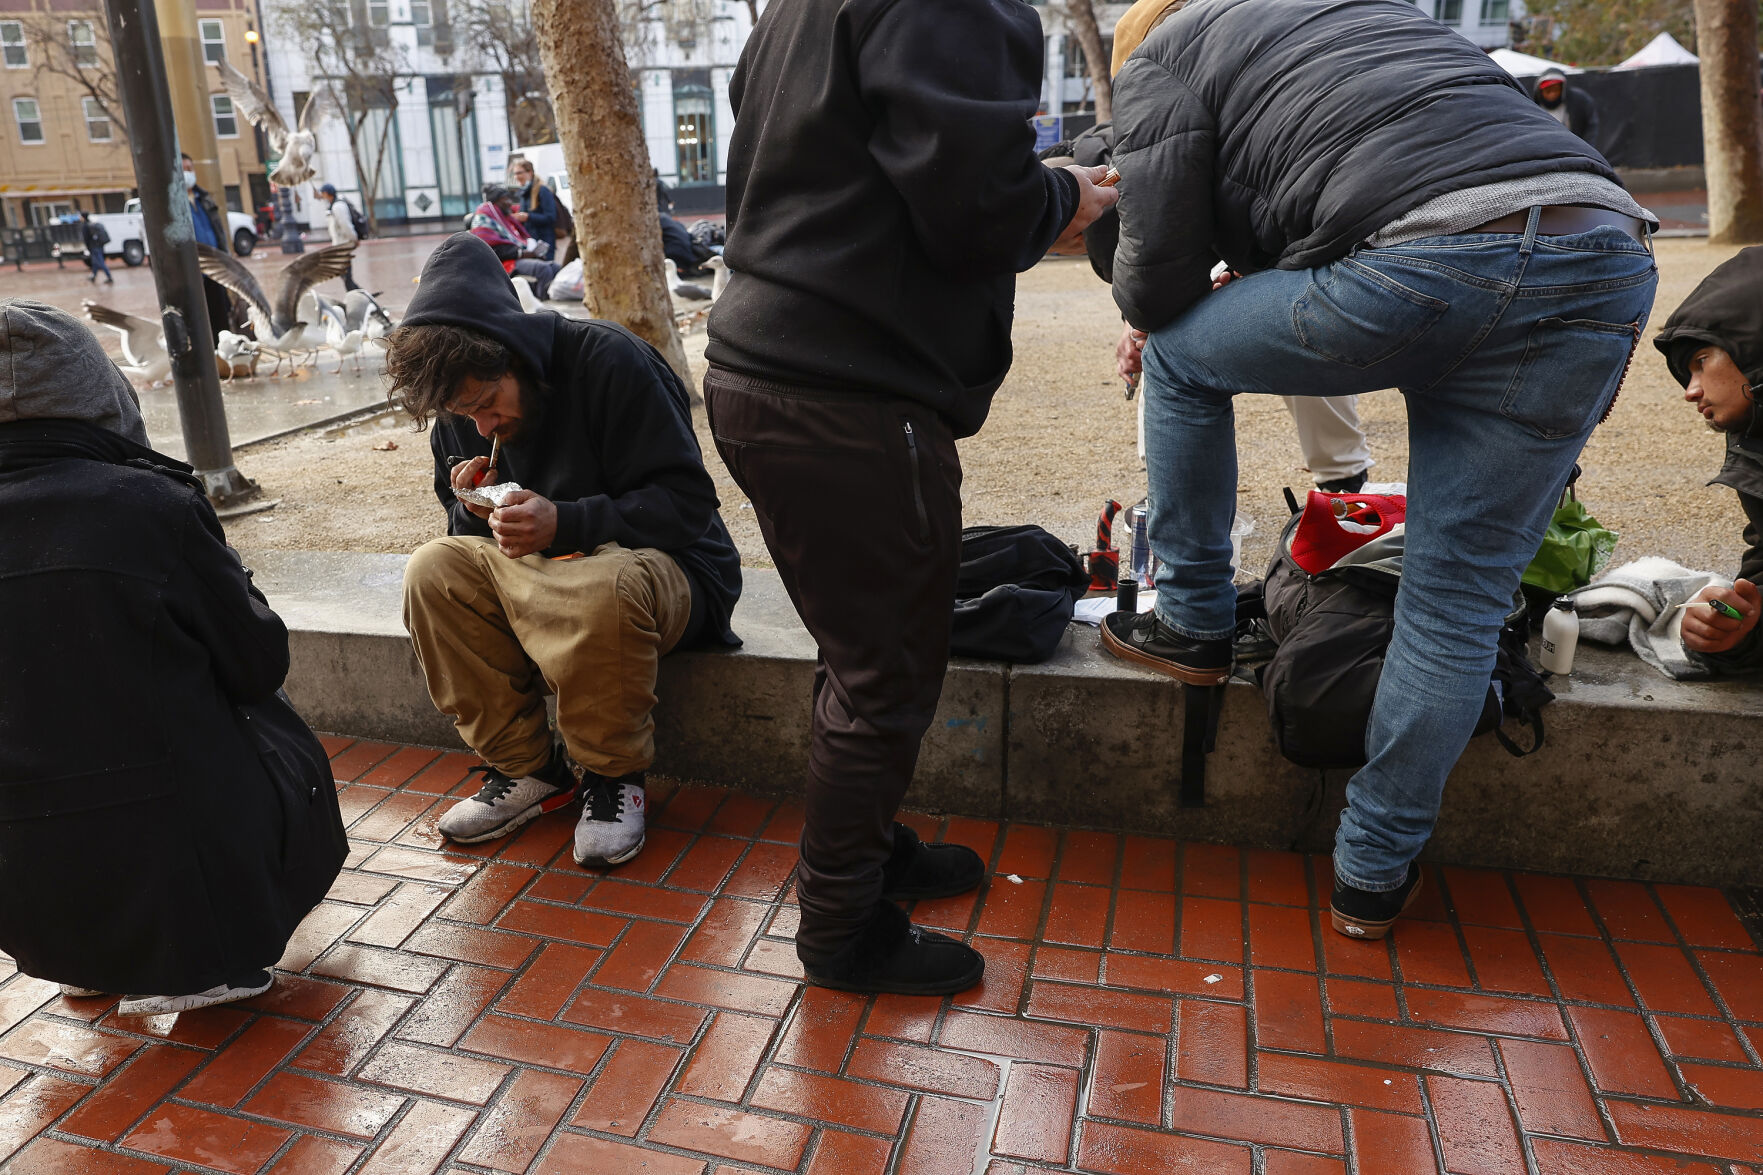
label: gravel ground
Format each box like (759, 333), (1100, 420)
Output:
(222, 240), (1747, 582)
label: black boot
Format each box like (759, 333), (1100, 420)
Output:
(880, 823), (984, 901)
(1330, 862), (1423, 940)
(799, 899), (984, 996)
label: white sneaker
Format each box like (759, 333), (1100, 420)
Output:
(438, 755), (578, 844)
(118, 970), (274, 1015)
(573, 773), (646, 867)
(59, 985), (105, 998)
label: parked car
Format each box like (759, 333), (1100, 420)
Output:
(88, 198), (258, 266)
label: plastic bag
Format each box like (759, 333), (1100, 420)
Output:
(1523, 493), (1619, 596)
(548, 257), (586, 302)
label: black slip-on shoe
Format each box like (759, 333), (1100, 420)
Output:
(1316, 470), (1370, 494)
(1101, 609), (1232, 686)
(799, 900), (985, 996)
(1330, 862), (1424, 940)
(880, 822), (985, 901)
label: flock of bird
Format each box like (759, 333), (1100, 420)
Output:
(82, 242), (396, 385)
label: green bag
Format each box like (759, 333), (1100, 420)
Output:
(1523, 490), (1618, 596)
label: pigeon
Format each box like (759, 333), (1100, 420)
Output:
(325, 315), (363, 374)
(513, 275), (543, 314)
(702, 255), (730, 301)
(82, 301), (172, 385)
(215, 60), (338, 187)
(196, 242), (356, 372)
(664, 259), (712, 302)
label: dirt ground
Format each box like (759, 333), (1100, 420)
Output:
(221, 240), (1748, 581)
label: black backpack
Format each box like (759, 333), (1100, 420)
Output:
(950, 525), (1090, 663)
(346, 199), (370, 240)
(90, 223), (110, 246)
(1254, 511), (1552, 769)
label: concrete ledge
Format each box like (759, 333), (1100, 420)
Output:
(245, 548), (1763, 886)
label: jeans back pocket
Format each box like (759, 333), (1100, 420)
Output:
(1500, 316), (1640, 440)
(1293, 257), (1449, 369)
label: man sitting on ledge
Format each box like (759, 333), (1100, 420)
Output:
(386, 233), (741, 867)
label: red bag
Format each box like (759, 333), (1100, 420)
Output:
(1288, 491), (1406, 574)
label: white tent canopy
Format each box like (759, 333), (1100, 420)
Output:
(1616, 32), (1699, 70)
(1489, 48), (1581, 78)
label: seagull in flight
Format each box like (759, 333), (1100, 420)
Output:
(82, 300), (172, 385)
(214, 60), (339, 187)
(197, 242), (355, 372)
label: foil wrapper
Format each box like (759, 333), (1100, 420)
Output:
(455, 481), (526, 509)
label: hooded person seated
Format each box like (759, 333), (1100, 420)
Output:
(0, 298), (347, 1013)
(470, 183), (560, 299)
(385, 234), (741, 867)
(1653, 247), (1763, 673)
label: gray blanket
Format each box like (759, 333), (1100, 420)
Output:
(1569, 557), (1729, 679)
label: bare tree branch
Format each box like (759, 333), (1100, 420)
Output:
(22, 11), (129, 142)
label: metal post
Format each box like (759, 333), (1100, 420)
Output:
(102, 0), (258, 506)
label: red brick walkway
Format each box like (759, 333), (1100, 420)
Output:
(2, 738), (1760, 1175)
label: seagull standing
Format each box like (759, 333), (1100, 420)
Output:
(702, 255), (730, 301)
(664, 258), (712, 302)
(82, 301), (171, 385)
(513, 275), (543, 314)
(216, 330), (259, 380)
(325, 315), (363, 374)
(215, 60), (338, 187)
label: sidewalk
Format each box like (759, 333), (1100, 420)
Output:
(0, 736), (1758, 1174)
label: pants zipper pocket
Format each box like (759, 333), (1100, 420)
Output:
(903, 421), (932, 544)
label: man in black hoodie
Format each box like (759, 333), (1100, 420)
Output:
(703, 0), (1116, 995)
(1653, 247), (1763, 672)
(386, 234), (741, 869)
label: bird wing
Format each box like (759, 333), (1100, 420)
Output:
(196, 244), (276, 340)
(297, 85), (341, 134)
(82, 300), (163, 367)
(271, 244), (358, 333)
(216, 59), (288, 153)
(310, 289), (346, 333)
(343, 288), (381, 333)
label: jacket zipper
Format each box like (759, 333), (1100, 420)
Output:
(903, 422), (931, 543)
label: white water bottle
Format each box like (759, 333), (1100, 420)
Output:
(1539, 596), (1579, 675)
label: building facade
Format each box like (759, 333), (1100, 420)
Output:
(0, 0), (270, 228)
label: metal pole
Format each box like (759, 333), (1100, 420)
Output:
(102, 0), (258, 506)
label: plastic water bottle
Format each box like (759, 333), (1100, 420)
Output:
(1539, 596), (1579, 675)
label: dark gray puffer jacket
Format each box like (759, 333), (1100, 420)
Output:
(1110, 0), (1620, 332)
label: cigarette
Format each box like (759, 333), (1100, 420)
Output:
(1099, 168), (1121, 188)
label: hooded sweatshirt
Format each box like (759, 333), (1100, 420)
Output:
(1653, 245), (1763, 673)
(402, 234), (742, 645)
(1532, 68), (1599, 144)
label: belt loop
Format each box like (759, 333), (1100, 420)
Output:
(1520, 205), (1542, 255)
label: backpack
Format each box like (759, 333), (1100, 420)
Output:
(346, 199), (369, 240)
(1255, 508), (1552, 769)
(950, 525), (1090, 663)
(90, 223), (110, 246)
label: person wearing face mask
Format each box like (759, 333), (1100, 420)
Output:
(182, 153), (238, 343)
(1653, 247), (1763, 672)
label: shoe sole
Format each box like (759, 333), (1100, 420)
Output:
(804, 954), (986, 997)
(1329, 871), (1425, 941)
(1099, 622), (1232, 686)
(576, 834), (645, 869)
(441, 788), (576, 845)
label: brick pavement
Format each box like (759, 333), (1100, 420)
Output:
(0, 737), (1759, 1174)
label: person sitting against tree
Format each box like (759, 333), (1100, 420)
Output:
(0, 298), (346, 1013)
(385, 233), (741, 868)
(1653, 246), (1763, 672)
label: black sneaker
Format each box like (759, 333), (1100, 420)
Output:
(1330, 862), (1424, 940)
(1100, 609), (1232, 685)
(1232, 616), (1278, 665)
(880, 823), (984, 901)
(1316, 470), (1369, 494)
(800, 900), (985, 996)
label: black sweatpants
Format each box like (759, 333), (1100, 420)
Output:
(704, 365), (963, 959)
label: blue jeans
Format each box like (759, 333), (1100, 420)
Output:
(1140, 213), (1657, 890)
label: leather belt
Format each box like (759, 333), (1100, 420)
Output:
(1467, 205), (1646, 241)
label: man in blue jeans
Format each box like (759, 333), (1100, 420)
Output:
(1103, 0), (1658, 939)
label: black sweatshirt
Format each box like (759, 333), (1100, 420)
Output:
(403, 234), (742, 645)
(704, 0), (1080, 439)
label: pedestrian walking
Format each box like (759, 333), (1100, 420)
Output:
(79, 212), (112, 285)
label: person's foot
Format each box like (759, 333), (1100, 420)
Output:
(1232, 616), (1278, 664)
(573, 771), (646, 867)
(1316, 470), (1369, 494)
(59, 984), (105, 998)
(118, 970), (274, 1015)
(800, 900), (984, 996)
(1330, 862), (1424, 940)
(1101, 609), (1232, 685)
(880, 822), (984, 901)
(437, 751), (578, 844)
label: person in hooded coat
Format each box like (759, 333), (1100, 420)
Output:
(386, 234), (741, 870)
(1533, 68), (1599, 146)
(0, 298), (346, 1013)
(1652, 247), (1763, 672)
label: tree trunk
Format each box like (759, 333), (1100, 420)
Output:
(1695, 0), (1763, 243)
(532, 0), (694, 395)
(1066, 0), (1112, 124)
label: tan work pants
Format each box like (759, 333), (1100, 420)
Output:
(1282, 394), (1373, 484)
(402, 537), (693, 779)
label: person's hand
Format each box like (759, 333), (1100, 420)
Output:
(512, 209), (529, 222)
(1117, 322), (1148, 380)
(1212, 269), (1239, 291)
(449, 455), (497, 520)
(1049, 164), (1119, 255)
(490, 489), (558, 559)
(1681, 579), (1761, 654)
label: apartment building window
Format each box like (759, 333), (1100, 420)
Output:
(1479, 0), (1508, 23)
(82, 97), (111, 141)
(1437, 0), (1462, 21)
(367, 0), (390, 27)
(14, 97), (43, 144)
(68, 20), (97, 67)
(1, 22), (26, 69)
(212, 94), (239, 137)
(200, 19), (226, 64)
(412, 0), (433, 45)
(673, 76), (715, 186)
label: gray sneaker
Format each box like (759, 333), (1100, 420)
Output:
(438, 754), (578, 844)
(573, 772), (646, 867)
(118, 970), (274, 1016)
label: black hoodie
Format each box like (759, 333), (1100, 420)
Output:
(403, 234), (742, 645)
(1653, 245), (1763, 673)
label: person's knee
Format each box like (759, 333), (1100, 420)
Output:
(403, 537), (482, 609)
